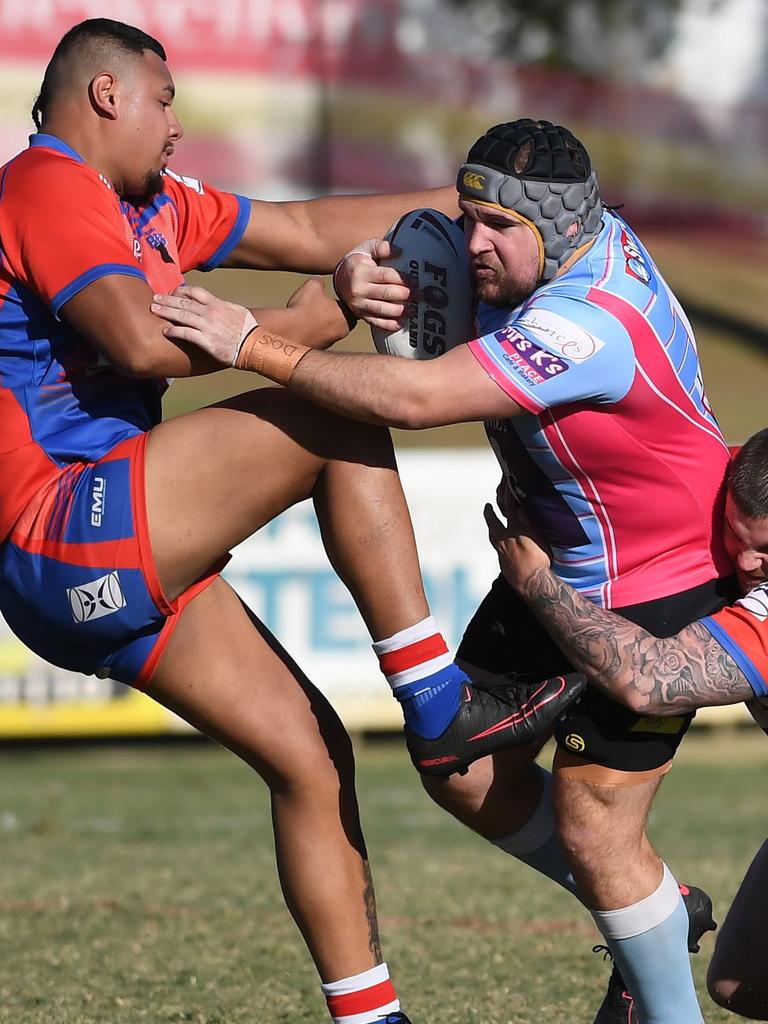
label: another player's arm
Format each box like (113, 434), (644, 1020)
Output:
(484, 504), (753, 716)
(221, 187), (458, 272)
(151, 285), (525, 423)
(518, 566), (751, 715)
(62, 275), (347, 379)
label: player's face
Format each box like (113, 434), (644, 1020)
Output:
(723, 493), (768, 593)
(116, 50), (183, 198)
(460, 198), (541, 307)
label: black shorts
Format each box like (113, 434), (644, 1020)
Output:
(457, 574), (739, 771)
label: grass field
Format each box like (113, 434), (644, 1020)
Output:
(0, 730), (765, 1023)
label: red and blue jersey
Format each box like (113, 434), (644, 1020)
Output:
(0, 133), (250, 542)
(701, 585), (768, 699)
(468, 210), (732, 609)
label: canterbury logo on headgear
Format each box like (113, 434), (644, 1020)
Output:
(462, 171), (485, 191)
(457, 118), (603, 282)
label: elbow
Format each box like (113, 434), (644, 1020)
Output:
(109, 342), (168, 378)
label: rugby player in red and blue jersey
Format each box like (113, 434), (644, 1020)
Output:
(0, 23), (581, 1024)
(152, 120), (738, 1023)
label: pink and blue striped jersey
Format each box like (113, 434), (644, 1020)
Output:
(0, 133), (250, 542)
(468, 210), (732, 608)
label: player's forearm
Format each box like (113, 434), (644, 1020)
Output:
(297, 186), (459, 269)
(289, 350), (436, 428)
(517, 566), (753, 715)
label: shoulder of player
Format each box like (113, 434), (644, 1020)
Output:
(2, 146), (117, 210)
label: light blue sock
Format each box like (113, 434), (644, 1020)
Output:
(592, 864), (704, 1024)
(491, 765), (582, 900)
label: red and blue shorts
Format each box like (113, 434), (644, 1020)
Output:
(0, 433), (222, 688)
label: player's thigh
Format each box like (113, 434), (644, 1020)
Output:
(147, 575), (355, 792)
(552, 768), (661, 844)
(708, 840), (768, 1013)
(146, 387), (396, 600)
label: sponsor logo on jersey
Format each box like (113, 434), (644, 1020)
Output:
(621, 229), (651, 284)
(164, 169), (205, 195)
(67, 572), (126, 624)
(495, 327), (568, 386)
(90, 476), (106, 528)
(737, 583), (768, 621)
(133, 238), (143, 263)
(516, 309), (604, 363)
(462, 171), (485, 191)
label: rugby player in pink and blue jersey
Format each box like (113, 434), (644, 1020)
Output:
(153, 119), (737, 1023)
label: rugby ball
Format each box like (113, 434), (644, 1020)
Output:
(371, 208), (474, 359)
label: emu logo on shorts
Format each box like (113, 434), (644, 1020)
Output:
(67, 572), (127, 623)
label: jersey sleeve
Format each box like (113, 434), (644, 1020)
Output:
(700, 584), (768, 698)
(0, 152), (147, 317)
(467, 292), (636, 414)
(161, 170), (251, 273)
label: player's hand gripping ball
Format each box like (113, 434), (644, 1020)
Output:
(371, 209), (474, 359)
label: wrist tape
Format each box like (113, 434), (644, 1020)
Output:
(234, 325), (310, 385)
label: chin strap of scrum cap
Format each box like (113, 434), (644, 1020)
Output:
(457, 119), (603, 283)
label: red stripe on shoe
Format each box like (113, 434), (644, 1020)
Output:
(326, 979), (398, 1017)
(378, 635), (449, 676)
(468, 678), (565, 741)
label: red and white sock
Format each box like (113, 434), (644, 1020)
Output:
(372, 616), (453, 696)
(321, 962), (400, 1024)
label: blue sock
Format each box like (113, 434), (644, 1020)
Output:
(592, 864), (704, 1024)
(372, 617), (465, 739)
(394, 663), (465, 738)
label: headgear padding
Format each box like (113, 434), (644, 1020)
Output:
(458, 119), (602, 282)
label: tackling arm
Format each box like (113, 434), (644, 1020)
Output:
(150, 283), (525, 426)
(516, 565), (751, 716)
(484, 502), (753, 716)
(222, 186), (459, 272)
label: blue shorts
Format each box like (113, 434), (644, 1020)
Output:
(0, 433), (222, 687)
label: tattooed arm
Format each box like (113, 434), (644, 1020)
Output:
(483, 500), (753, 716)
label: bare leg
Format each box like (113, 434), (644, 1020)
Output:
(146, 387), (428, 639)
(421, 746), (545, 838)
(142, 389), (432, 982)
(553, 773), (662, 908)
(148, 578), (381, 980)
(708, 839), (768, 1019)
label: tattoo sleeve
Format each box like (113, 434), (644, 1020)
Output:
(519, 567), (754, 715)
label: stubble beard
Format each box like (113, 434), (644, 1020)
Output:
(473, 266), (539, 309)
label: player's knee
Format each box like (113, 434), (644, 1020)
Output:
(261, 724), (356, 798)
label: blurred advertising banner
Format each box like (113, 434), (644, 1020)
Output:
(0, 447), (752, 738)
(0, 0), (765, 219)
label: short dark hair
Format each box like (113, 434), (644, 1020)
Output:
(729, 428), (768, 520)
(32, 18), (167, 129)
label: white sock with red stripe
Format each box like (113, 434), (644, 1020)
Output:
(321, 962), (400, 1024)
(373, 616), (467, 739)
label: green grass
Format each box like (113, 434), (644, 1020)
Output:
(0, 730), (764, 1023)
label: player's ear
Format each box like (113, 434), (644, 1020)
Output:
(88, 73), (119, 120)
